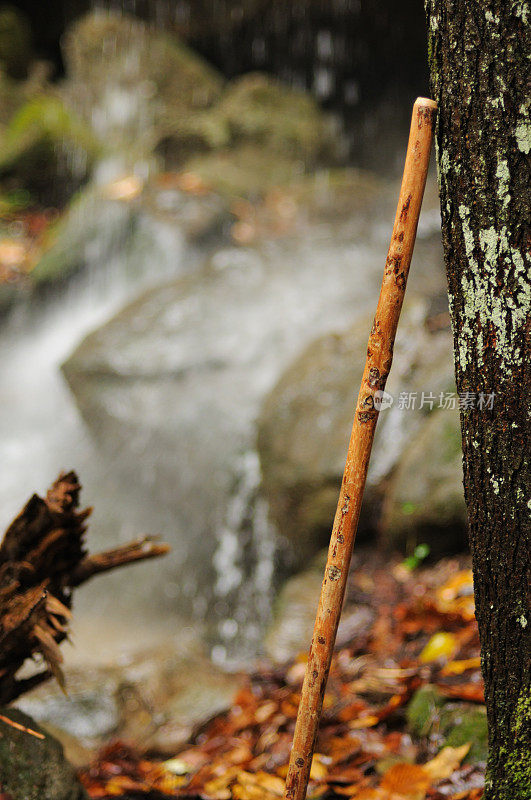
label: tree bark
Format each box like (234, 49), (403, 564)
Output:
(424, 2), (530, 798)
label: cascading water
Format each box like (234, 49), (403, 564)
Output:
(211, 451), (276, 666)
(0, 2), (442, 669)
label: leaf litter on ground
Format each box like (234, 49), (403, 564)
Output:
(79, 554), (485, 800)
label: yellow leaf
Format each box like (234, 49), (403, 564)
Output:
(237, 770), (285, 793)
(156, 773), (188, 791)
(419, 632), (457, 663)
(349, 715), (380, 729)
(437, 570), (473, 602)
(423, 744), (470, 782)
(441, 657), (481, 676)
(233, 770), (284, 799)
(203, 766), (240, 798)
(310, 754), (329, 781)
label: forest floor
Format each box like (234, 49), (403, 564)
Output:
(79, 555), (486, 800)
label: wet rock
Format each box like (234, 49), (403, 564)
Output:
(178, 145), (306, 198)
(265, 562), (374, 663)
(61, 210), (391, 620)
(381, 405), (466, 554)
(257, 295), (459, 563)
(16, 667), (121, 748)
(264, 568), (323, 662)
(29, 175), (208, 291)
(36, 723), (96, 769)
(30, 183), (137, 287)
(0, 706), (88, 800)
(16, 647), (239, 755)
(115, 648), (240, 752)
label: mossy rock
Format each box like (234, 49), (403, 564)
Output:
(440, 705), (488, 763)
(160, 73), (336, 175)
(406, 685), (446, 737)
(0, 93), (99, 204)
(62, 10), (223, 158)
(213, 72), (332, 162)
(0, 706), (88, 799)
(257, 296), (457, 564)
(64, 10), (222, 101)
(181, 144), (306, 198)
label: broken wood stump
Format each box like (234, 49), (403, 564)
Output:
(0, 471), (169, 704)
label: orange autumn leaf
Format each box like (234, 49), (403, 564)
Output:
(380, 763), (430, 800)
(234, 770), (285, 796)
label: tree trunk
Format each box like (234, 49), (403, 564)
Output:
(424, 2), (530, 798)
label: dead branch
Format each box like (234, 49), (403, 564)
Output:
(0, 471), (169, 704)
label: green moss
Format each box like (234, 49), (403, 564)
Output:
(503, 692), (531, 791)
(441, 706), (488, 763)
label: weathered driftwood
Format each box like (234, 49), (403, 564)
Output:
(0, 471), (169, 705)
(283, 98), (437, 800)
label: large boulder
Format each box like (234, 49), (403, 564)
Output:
(61, 10), (223, 156)
(212, 72), (332, 161)
(0, 706), (87, 800)
(257, 294), (460, 561)
(61, 176), (392, 625)
(159, 72), (338, 189)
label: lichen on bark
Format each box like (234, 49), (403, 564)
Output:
(424, 2), (530, 798)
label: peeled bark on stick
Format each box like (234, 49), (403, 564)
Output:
(283, 97), (436, 800)
(0, 471), (169, 705)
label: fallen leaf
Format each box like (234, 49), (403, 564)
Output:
(441, 657), (481, 676)
(423, 744), (471, 782)
(380, 763), (430, 800)
(420, 632), (458, 663)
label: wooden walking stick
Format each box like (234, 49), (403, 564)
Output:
(283, 97), (437, 800)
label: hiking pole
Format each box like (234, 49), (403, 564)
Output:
(283, 97), (437, 800)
